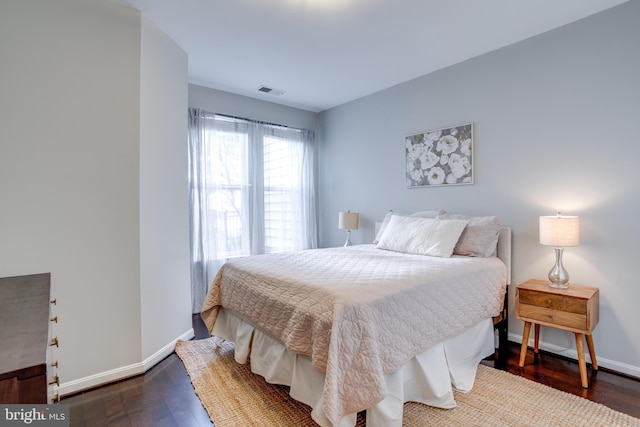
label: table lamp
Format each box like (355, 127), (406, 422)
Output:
(338, 210), (359, 247)
(539, 212), (580, 289)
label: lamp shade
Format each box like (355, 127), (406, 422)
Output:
(539, 214), (579, 247)
(338, 211), (359, 230)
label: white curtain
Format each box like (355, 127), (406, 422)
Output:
(188, 109), (317, 313)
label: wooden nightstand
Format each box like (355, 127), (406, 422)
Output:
(515, 279), (599, 388)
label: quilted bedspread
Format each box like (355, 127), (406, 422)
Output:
(201, 244), (507, 426)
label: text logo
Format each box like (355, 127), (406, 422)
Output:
(0, 405), (69, 427)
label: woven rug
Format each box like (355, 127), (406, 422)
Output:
(175, 338), (640, 426)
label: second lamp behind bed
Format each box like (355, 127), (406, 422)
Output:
(338, 210), (359, 246)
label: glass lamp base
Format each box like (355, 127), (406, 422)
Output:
(547, 247), (570, 289)
(548, 281), (569, 289)
(343, 230), (352, 247)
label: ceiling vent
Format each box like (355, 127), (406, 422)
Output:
(257, 86), (285, 96)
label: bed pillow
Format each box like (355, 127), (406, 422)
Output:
(376, 215), (468, 257)
(410, 209), (445, 218)
(373, 211), (407, 244)
(373, 209), (445, 244)
(438, 213), (501, 257)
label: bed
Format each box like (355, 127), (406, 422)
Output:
(201, 212), (511, 427)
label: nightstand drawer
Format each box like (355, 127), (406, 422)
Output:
(518, 289), (588, 313)
(517, 303), (588, 330)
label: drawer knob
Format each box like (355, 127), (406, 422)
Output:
(49, 376), (59, 386)
(50, 337), (59, 347)
(547, 299), (552, 305)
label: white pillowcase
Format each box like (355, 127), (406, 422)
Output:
(376, 215), (468, 257)
(373, 209), (445, 244)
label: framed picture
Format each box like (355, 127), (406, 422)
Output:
(405, 123), (473, 188)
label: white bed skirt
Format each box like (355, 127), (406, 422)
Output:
(211, 308), (495, 427)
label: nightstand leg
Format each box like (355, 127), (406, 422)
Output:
(534, 324), (541, 354)
(519, 321), (532, 367)
(586, 334), (598, 370)
(575, 333), (589, 388)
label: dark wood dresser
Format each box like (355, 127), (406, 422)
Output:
(0, 273), (52, 403)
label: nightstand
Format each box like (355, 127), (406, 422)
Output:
(515, 279), (599, 388)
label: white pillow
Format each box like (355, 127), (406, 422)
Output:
(373, 209), (445, 244)
(376, 215), (468, 257)
(438, 213), (501, 257)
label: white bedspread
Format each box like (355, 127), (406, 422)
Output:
(201, 244), (507, 426)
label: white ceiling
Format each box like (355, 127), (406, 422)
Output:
(121, 0), (628, 112)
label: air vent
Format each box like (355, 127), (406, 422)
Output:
(257, 86), (285, 96)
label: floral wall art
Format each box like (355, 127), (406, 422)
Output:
(405, 123), (473, 188)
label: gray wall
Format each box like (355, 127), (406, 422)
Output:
(0, 0), (191, 395)
(318, 1), (640, 376)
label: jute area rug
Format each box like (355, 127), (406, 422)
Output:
(175, 338), (639, 426)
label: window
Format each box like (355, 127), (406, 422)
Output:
(204, 117), (251, 258)
(263, 132), (305, 253)
(188, 110), (317, 293)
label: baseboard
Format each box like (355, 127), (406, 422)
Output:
(509, 332), (640, 379)
(57, 328), (194, 398)
(142, 328), (195, 372)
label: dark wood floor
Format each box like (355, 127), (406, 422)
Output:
(62, 315), (640, 426)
